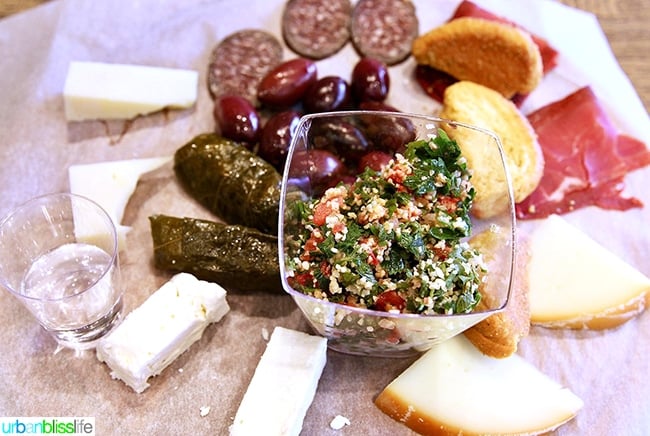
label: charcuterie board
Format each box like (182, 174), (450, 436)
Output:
(0, 0), (649, 434)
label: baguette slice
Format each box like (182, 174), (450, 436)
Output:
(464, 229), (530, 358)
(527, 215), (650, 329)
(375, 335), (583, 435)
(230, 327), (327, 436)
(412, 17), (543, 98)
(440, 80), (544, 218)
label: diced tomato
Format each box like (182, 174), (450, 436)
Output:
(319, 261), (332, 278)
(313, 201), (333, 226)
(300, 231), (325, 260)
(373, 290), (406, 312)
(384, 328), (402, 345)
(367, 251), (380, 266)
(432, 244), (451, 260)
(289, 272), (314, 288)
(331, 221), (346, 234)
(437, 195), (459, 213)
(386, 172), (405, 186)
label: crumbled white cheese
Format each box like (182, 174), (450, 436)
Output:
(329, 415), (351, 430)
(200, 406), (210, 417)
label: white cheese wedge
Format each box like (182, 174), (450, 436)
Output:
(230, 327), (327, 436)
(68, 156), (171, 249)
(63, 61), (198, 121)
(375, 335), (583, 435)
(96, 273), (230, 393)
(527, 214), (650, 329)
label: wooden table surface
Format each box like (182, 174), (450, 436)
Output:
(2, 0), (648, 113)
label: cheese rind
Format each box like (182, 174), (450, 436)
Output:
(96, 273), (229, 393)
(375, 335), (583, 435)
(63, 61), (198, 121)
(68, 156), (171, 249)
(527, 214), (650, 329)
(229, 327), (327, 436)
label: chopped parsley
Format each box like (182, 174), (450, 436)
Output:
(286, 131), (485, 315)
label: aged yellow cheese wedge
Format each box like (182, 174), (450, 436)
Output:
(375, 335), (583, 435)
(63, 61), (198, 121)
(528, 214), (650, 329)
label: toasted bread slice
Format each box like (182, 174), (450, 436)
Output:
(464, 229), (530, 358)
(440, 80), (544, 219)
(412, 17), (543, 98)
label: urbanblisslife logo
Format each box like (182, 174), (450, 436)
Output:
(0, 418), (95, 435)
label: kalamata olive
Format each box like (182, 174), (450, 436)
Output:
(258, 110), (301, 170)
(358, 150), (394, 173)
(351, 57), (390, 103)
(303, 76), (352, 113)
(213, 95), (260, 146)
(287, 149), (346, 196)
(309, 119), (370, 166)
(359, 114), (416, 153)
(257, 58), (318, 108)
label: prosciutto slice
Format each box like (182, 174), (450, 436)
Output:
(414, 0), (559, 104)
(516, 86), (650, 219)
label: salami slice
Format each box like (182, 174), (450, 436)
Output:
(207, 29), (283, 105)
(282, 0), (352, 59)
(351, 0), (419, 65)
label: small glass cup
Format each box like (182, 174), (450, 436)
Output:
(0, 192), (124, 350)
(278, 111), (516, 357)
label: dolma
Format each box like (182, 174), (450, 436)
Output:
(174, 133), (281, 235)
(149, 215), (282, 293)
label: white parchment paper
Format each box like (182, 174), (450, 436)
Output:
(0, 1), (648, 435)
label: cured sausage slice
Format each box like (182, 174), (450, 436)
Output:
(282, 0), (352, 59)
(207, 29), (283, 105)
(351, 0), (419, 65)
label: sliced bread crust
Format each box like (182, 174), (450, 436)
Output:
(412, 17), (543, 98)
(440, 80), (544, 219)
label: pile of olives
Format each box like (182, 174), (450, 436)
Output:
(212, 56), (415, 183)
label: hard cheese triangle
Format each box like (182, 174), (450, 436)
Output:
(375, 334), (583, 435)
(527, 214), (650, 329)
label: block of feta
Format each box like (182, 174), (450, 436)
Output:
(68, 156), (171, 249)
(229, 327), (327, 436)
(63, 61), (198, 121)
(96, 273), (229, 393)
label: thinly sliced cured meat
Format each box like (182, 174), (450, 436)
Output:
(414, 64), (457, 105)
(415, 0), (559, 106)
(451, 0), (559, 74)
(516, 86), (650, 219)
(282, 0), (352, 59)
(351, 0), (419, 65)
(207, 29), (283, 105)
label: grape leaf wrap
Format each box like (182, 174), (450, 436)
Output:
(149, 215), (282, 293)
(174, 133), (281, 235)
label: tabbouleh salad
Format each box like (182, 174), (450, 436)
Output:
(286, 130), (486, 315)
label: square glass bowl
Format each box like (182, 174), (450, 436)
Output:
(278, 111), (516, 357)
